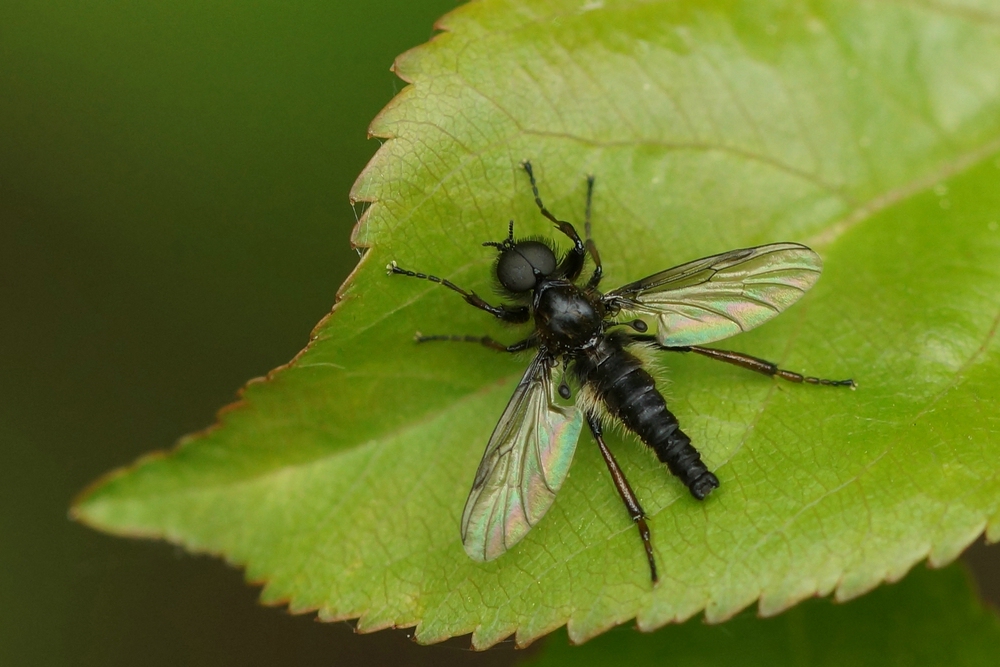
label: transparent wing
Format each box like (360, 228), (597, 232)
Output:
(605, 243), (822, 346)
(461, 355), (584, 562)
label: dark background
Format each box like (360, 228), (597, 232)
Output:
(1, 2), (996, 666)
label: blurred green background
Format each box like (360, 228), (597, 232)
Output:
(1, 2), (998, 666)
(0, 1), (517, 665)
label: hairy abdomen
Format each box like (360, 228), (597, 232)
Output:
(574, 334), (719, 499)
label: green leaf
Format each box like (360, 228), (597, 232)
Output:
(74, 0), (1000, 649)
(526, 564), (1000, 667)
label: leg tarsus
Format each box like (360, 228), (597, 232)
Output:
(586, 413), (658, 584)
(415, 334), (537, 353)
(521, 161), (562, 227)
(584, 175), (595, 241)
(583, 174), (603, 289)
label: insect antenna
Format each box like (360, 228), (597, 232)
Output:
(483, 220), (516, 251)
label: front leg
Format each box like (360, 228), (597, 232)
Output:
(387, 261), (530, 323)
(521, 161), (588, 281)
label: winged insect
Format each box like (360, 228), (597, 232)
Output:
(388, 162), (854, 582)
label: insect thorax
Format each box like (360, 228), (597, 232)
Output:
(533, 282), (604, 351)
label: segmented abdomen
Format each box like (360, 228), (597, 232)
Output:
(574, 334), (719, 499)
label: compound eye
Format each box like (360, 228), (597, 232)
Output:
(516, 241), (556, 277)
(496, 250), (535, 292)
(495, 241), (557, 293)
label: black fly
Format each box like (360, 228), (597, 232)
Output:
(388, 162), (855, 583)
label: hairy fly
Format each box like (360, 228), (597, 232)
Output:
(387, 162), (855, 583)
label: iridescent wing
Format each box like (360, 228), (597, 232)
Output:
(604, 243), (822, 347)
(461, 355), (584, 562)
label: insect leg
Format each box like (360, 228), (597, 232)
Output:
(415, 334), (538, 353)
(521, 161), (587, 281)
(387, 261), (530, 323)
(583, 174), (603, 290)
(632, 336), (856, 388)
(586, 413), (658, 584)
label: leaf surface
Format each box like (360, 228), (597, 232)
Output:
(75, 0), (1000, 648)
